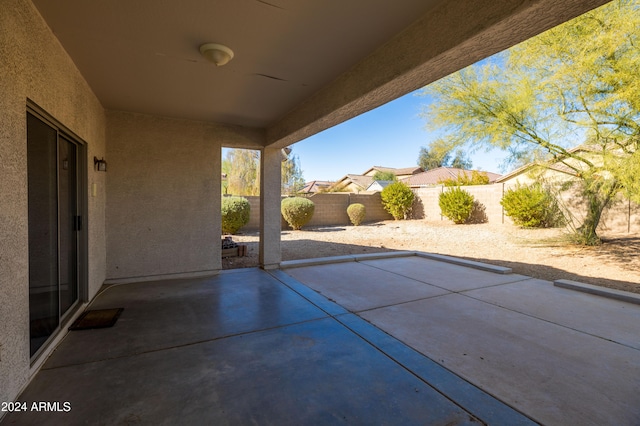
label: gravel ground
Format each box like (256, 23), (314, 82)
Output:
(222, 220), (640, 294)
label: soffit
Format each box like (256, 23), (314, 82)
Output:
(32, 0), (445, 129)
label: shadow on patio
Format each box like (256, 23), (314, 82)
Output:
(4, 254), (640, 425)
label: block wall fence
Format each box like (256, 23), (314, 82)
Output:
(227, 184), (639, 234)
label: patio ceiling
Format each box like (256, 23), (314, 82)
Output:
(32, 0), (609, 147)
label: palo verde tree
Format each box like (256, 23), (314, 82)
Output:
(421, 0), (640, 245)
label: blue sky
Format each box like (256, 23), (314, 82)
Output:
(292, 88), (509, 182)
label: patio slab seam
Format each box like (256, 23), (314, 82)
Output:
(268, 269), (350, 316)
(356, 258), (531, 294)
(40, 316), (331, 372)
(269, 269), (537, 426)
(459, 282), (640, 352)
(336, 314), (537, 425)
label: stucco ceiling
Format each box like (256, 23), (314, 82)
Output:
(32, 0), (609, 147)
(32, 0), (445, 128)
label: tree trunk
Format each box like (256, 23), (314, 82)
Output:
(575, 181), (618, 246)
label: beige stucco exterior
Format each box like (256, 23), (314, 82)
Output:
(0, 0), (107, 405)
(104, 111), (263, 282)
(0, 0), (613, 413)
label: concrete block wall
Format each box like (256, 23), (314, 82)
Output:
(350, 192), (394, 223)
(232, 186), (638, 234)
(413, 187), (445, 221)
(464, 185), (506, 224)
(238, 192), (393, 231)
(600, 197), (640, 234)
(306, 193), (351, 227)
(414, 184), (506, 223)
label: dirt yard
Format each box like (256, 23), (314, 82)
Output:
(222, 220), (640, 294)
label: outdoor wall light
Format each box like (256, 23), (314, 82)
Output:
(200, 43), (234, 66)
(281, 146), (292, 161)
(94, 157), (107, 172)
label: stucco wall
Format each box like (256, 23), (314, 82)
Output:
(105, 111), (263, 281)
(238, 192), (394, 231)
(413, 184), (639, 233)
(0, 0), (107, 408)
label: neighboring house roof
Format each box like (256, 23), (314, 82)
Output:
(362, 166), (423, 177)
(366, 180), (394, 191)
(300, 180), (333, 193)
(404, 167), (502, 187)
(331, 174), (375, 191)
(495, 162), (578, 183)
(495, 145), (596, 183)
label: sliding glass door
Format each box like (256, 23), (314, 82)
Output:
(27, 111), (83, 358)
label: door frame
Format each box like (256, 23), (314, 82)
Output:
(27, 101), (89, 362)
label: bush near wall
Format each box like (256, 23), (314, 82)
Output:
(381, 182), (415, 220)
(439, 187), (475, 224)
(221, 196), (251, 234)
(281, 197), (315, 230)
(501, 183), (564, 228)
(347, 203), (366, 226)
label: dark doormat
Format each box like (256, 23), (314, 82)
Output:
(69, 308), (124, 330)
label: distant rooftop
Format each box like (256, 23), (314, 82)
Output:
(404, 167), (502, 187)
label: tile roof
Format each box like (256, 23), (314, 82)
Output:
(346, 174), (375, 189)
(300, 180), (333, 193)
(403, 167), (502, 187)
(363, 166), (423, 176)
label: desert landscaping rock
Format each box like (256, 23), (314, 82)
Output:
(222, 220), (640, 294)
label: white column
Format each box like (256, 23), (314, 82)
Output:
(259, 147), (281, 269)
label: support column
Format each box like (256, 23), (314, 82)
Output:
(212, 145), (222, 270)
(259, 147), (281, 269)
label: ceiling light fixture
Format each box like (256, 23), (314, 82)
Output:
(199, 43), (234, 66)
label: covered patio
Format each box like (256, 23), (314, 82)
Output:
(0, 0), (620, 420)
(4, 254), (640, 425)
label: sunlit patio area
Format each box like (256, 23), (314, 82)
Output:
(4, 254), (639, 425)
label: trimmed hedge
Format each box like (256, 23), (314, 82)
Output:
(380, 181), (415, 220)
(439, 187), (474, 224)
(281, 197), (315, 230)
(347, 203), (366, 226)
(221, 196), (250, 234)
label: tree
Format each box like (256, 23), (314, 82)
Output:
(421, 0), (640, 245)
(222, 147), (305, 196)
(222, 149), (260, 196)
(449, 150), (472, 169)
(372, 171), (397, 181)
(417, 139), (472, 170)
(281, 150), (305, 195)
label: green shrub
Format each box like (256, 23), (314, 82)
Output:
(347, 203), (366, 226)
(380, 182), (415, 220)
(440, 170), (490, 187)
(281, 197), (315, 230)
(501, 184), (564, 228)
(439, 187), (474, 224)
(221, 196), (250, 234)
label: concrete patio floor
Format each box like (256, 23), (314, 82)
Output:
(4, 253), (640, 425)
